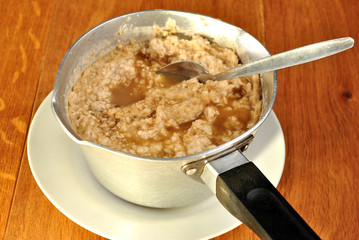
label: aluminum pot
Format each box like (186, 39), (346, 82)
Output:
(52, 10), (319, 239)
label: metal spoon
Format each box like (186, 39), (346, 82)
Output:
(156, 37), (354, 83)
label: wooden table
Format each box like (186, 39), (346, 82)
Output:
(1, 0), (358, 239)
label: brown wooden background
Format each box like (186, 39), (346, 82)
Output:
(1, 0), (358, 239)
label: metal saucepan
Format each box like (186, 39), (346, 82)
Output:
(52, 10), (320, 239)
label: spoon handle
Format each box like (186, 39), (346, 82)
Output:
(213, 37), (354, 80)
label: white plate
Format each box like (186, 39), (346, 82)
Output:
(28, 92), (286, 240)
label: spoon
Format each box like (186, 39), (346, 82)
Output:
(156, 37), (354, 83)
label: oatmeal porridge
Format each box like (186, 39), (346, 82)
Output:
(67, 33), (262, 158)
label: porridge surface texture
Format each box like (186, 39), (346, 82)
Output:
(68, 34), (262, 157)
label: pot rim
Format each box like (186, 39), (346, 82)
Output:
(51, 9), (277, 162)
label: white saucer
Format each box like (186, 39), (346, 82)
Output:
(27, 92), (285, 240)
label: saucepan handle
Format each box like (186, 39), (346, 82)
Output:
(201, 150), (320, 240)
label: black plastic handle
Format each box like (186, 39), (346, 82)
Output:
(216, 162), (320, 240)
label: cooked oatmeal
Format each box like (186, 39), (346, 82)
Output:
(68, 33), (262, 157)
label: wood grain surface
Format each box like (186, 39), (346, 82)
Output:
(1, 0), (358, 239)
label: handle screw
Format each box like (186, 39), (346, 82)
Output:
(185, 168), (197, 175)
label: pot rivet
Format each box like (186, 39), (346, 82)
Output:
(185, 168), (197, 175)
(240, 144), (250, 152)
